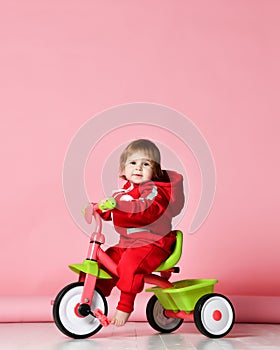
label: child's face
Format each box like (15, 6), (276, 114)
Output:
(123, 151), (154, 184)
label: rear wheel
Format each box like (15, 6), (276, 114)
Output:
(53, 282), (108, 339)
(146, 295), (183, 333)
(194, 293), (235, 338)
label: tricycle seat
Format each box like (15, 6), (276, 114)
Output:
(155, 230), (183, 272)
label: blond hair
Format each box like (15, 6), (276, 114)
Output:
(119, 139), (164, 180)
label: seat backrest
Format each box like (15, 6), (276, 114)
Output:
(155, 230), (183, 272)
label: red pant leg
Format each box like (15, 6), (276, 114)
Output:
(116, 233), (176, 312)
(95, 246), (124, 296)
(116, 244), (170, 294)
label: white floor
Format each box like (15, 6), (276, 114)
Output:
(0, 322), (280, 350)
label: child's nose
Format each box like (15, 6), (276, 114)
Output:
(135, 163), (142, 170)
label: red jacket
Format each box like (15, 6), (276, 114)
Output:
(97, 170), (184, 246)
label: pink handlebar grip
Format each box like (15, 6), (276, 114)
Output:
(84, 203), (94, 224)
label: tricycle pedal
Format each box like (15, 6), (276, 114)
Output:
(93, 308), (110, 327)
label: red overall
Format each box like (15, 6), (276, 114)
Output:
(96, 170), (184, 313)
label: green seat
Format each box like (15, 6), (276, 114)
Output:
(155, 230), (183, 272)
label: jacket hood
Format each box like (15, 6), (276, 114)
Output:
(154, 170), (185, 216)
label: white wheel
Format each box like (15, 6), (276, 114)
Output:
(53, 282), (108, 339)
(146, 295), (183, 333)
(194, 294), (235, 338)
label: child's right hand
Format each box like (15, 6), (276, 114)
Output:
(98, 197), (116, 211)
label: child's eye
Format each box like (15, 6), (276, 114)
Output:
(130, 161), (136, 165)
(143, 162), (151, 167)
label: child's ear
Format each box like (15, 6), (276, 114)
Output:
(119, 167), (125, 178)
(119, 173), (126, 180)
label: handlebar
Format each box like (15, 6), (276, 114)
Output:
(82, 198), (116, 226)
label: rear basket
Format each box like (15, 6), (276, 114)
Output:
(146, 279), (218, 312)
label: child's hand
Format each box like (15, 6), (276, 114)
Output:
(98, 197), (116, 211)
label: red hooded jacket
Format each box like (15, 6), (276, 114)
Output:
(97, 170), (184, 247)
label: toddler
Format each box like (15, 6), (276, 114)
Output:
(94, 139), (184, 326)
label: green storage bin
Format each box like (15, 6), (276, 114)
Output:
(146, 279), (218, 312)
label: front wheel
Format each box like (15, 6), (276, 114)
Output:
(146, 295), (183, 333)
(53, 282), (108, 339)
(194, 293), (235, 338)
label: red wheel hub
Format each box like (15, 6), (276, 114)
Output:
(212, 309), (222, 321)
(74, 303), (84, 318)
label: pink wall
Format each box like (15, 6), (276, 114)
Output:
(1, 1), (280, 322)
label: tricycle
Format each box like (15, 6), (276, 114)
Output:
(52, 200), (235, 339)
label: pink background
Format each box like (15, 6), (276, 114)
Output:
(1, 1), (280, 322)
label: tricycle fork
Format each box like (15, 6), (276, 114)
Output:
(75, 272), (110, 326)
(80, 273), (97, 306)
